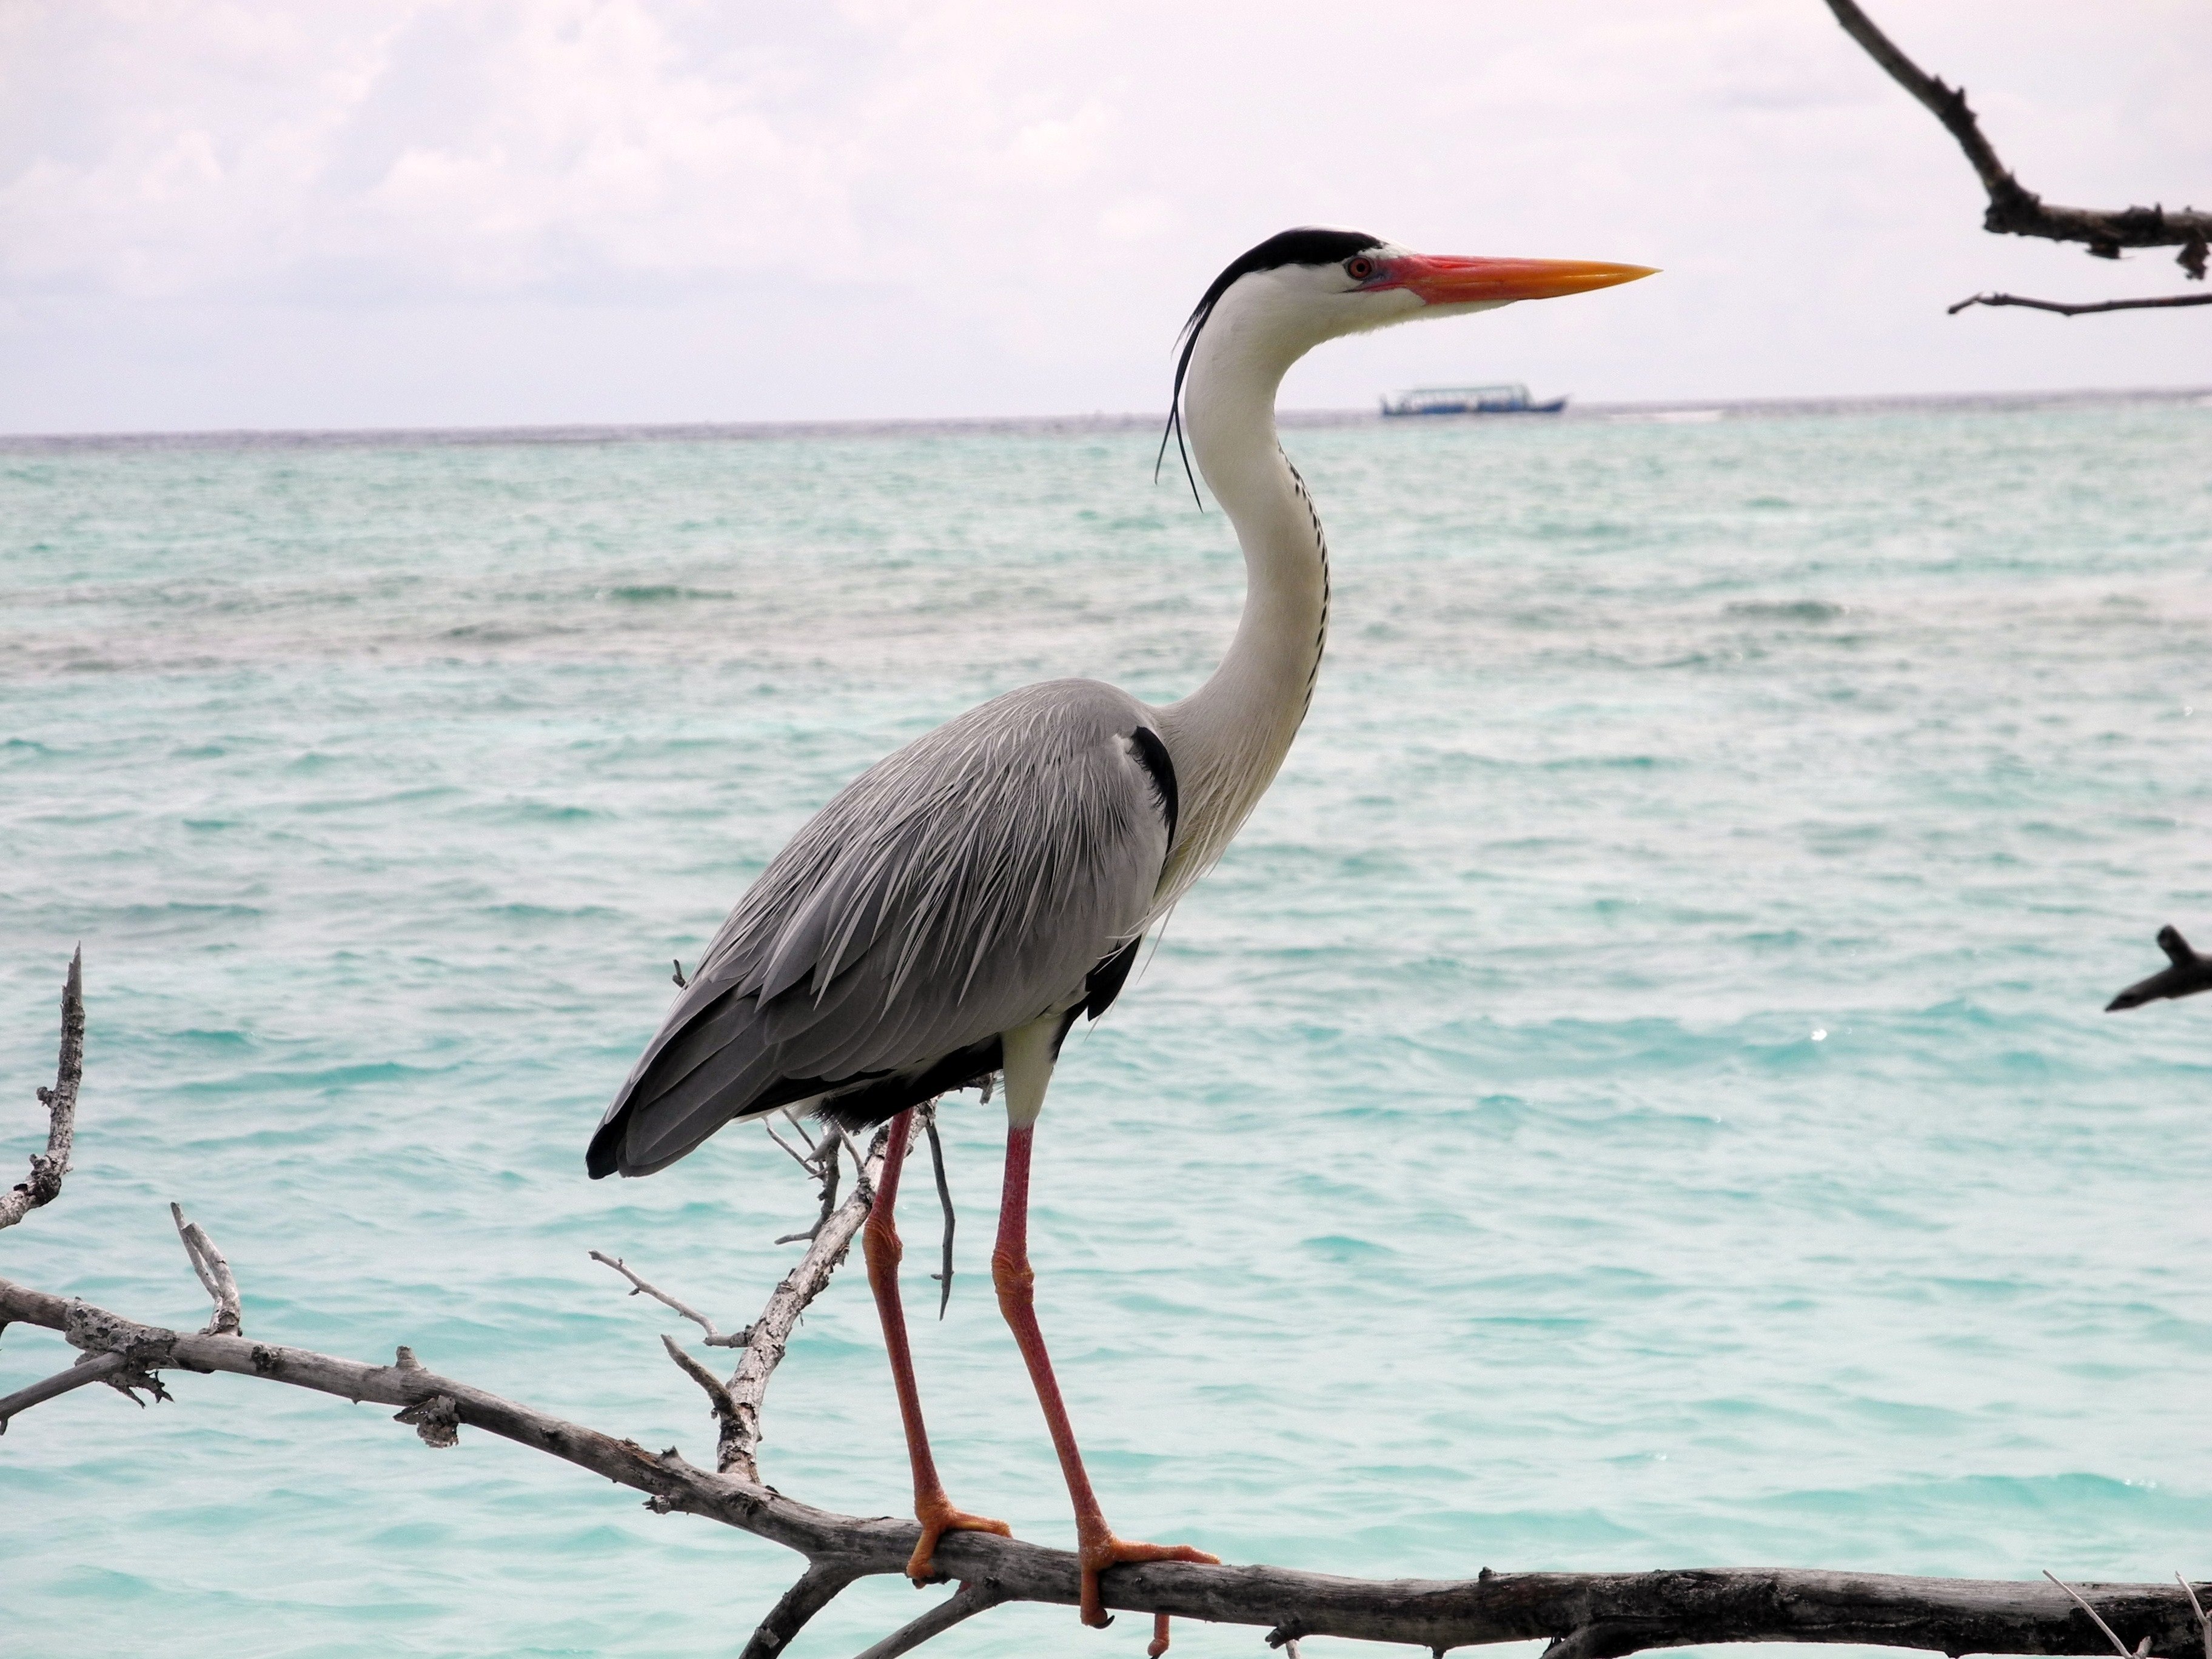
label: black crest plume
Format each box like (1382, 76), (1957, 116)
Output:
(1155, 227), (1386, 509)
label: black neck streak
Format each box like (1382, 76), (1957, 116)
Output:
(1284, 454), (1330, 716)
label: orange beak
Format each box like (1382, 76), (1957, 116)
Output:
(1381, 254), (1657, 305)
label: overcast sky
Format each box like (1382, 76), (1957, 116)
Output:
(2, 0), (2208, 434)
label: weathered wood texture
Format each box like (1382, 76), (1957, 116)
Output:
(719, 1118), (900, 1481)
(0, 949), (82, 1232)
(2, 1276), (2208, 1657)
(7, 962), (2210, 1658)
(171, 1203), (244, 1336)
(735, 1560), (865, 1659)
(1825, 0), (2210, 270)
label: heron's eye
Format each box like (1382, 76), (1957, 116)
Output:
(1345, 256), (1376, 282)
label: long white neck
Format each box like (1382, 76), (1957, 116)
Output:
(1150, 289), (1333, 905)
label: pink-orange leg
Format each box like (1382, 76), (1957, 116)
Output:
(863, 1107), (1011, 1581)
(992, 1121), (1219, 1644)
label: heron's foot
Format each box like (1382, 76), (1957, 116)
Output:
(1076, 1529), (1220, 1634)
(905, 1490), (1013, 1583)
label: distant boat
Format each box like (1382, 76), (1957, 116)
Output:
(1379, 383), (1568, 417)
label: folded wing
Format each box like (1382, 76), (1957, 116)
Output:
(588, 679), (1176, 1176)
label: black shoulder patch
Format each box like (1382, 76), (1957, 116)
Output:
(1084, 934), (1144, 1022)
(1127, 725), (1179, 845)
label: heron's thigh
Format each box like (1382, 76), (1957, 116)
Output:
(999, 1015), (1059, 1128)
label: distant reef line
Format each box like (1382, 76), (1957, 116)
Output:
(5, 383), (2207, 452)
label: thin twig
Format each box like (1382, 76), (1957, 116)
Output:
(834, 1125), (868, 1175)
(661, 1333), (740, 1429)
(1, 948), (84, 1232)
(852, 1578), (1008, 1659)
(773, 1127), (843, 1245)
(1949, 292), (2212, 317)
(2046, 1571), (2142, 1659)
(589, 1252), (748, 1347)
(923, 1104), (956, 1319)
(763, 1118), (818, 1175)
(170, 1203), (243, 1336)
(2174, 1576), (2211, 1659)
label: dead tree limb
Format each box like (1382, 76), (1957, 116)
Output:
(720, 1115), (903, 1481)
(0, 1276), (2204, 1659)
(1823, 0), (2209, 310)
(1, 948), (82, 1232)
(589, 1251), (748, 1347)
(7, 1270), (2212, 1656)
(2106, 925), (2212, 1011)
(171, 1203), (243, 1336)
(660, 1333), (742, 1435)
(0, 1351), (127, 1433)
(854, 1576), (1010, 1659)
(2171, 1576), (2212, 1659)
(736, 1558), (866, 1659)
(1949, 292), (2212, 318)
(7, 962), (2212, 1657)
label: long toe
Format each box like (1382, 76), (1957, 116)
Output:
(906, 1498), (1013, 1583)
(1078, 1534), (1221, 1629)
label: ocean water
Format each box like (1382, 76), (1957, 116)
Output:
(2, 397), (2210, 1659)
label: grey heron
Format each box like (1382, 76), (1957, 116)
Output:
(588, 227), (1652, 1636)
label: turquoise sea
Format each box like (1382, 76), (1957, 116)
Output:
(2, 395), (2210, 1658)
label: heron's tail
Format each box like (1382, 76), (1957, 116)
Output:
(588, 987), (793, 1176)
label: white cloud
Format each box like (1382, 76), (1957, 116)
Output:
(1, 0), (2207, 429)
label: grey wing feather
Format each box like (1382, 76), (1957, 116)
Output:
(588, 679), (1173, 1176)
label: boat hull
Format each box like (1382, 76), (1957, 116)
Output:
(1382, 397), (1567, 417)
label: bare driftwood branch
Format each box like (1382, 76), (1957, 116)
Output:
(591, 1116), (904, 1482)
(590, 1251), (748, 1347)
(2106, 925), (2212, 1010)
(660, 1333), (740, 1433)
(854, 1576), (1009, 1659)
(720, 1115), (906, 1481)
(1949, 292), (2212, 318)
(2049, 1572), (2153, 1659)
(2173, 1576), (2212, 1659)
(10, 964), (2212, 1658)
(0, 1350), (127, 1433)
(1, 948), (83, 1232)
(6, 1273), (2211, 1657)
(737, 1558), (865, 1659)
(170, 1203), (243, 1336)
(1825, 0), (2210, 275)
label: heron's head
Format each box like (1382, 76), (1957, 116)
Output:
(1159, 226), (1653, 498)
(1179, 227), (1654, 367)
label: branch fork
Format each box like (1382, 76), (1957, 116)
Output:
(8, 953), (2212, 1659)
(1825, 1), (2211, 312)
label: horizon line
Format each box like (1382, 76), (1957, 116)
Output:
(4, 383), (2206, 451)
